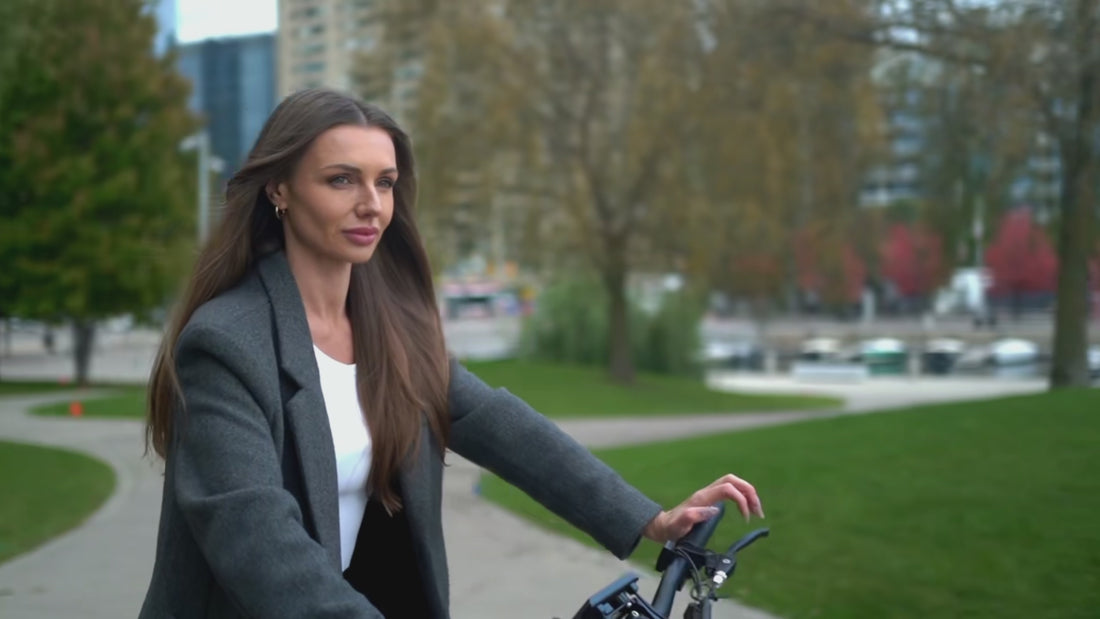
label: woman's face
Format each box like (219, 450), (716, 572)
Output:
(273, 124), (397, 269)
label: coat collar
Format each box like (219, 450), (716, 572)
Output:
(255, 250), (343, 569)
(255, 250), (321, 392)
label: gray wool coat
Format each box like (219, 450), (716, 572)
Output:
(138, 251), (662, 618)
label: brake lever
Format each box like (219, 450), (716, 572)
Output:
(711, 528), (769, 587)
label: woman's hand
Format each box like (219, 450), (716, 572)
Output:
(642, 474), (764, 544)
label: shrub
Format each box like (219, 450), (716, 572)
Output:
(519, 276), (703, 376)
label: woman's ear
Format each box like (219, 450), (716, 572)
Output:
(265, 180), (287, 206)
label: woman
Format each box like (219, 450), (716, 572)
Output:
(140, 88), (763, 618)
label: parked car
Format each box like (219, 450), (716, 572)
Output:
(798, 337), (843, 362)
(856, 338), (909, 376)
(921, 338), (967, 375)
(699, 340), (764, 370)
(957, 338), (1040, 369)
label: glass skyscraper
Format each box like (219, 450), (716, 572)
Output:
(177, 34), (278, 184)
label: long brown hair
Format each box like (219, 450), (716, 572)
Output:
(146, 89), (450, 512)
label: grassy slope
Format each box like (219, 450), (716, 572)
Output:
(481, 389), (1100, 618)
(0, 441), (115, 564)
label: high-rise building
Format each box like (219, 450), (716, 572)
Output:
(177, 34), (278, 182)
(276, 0), (425, 120)
(278, 0), (374, 94)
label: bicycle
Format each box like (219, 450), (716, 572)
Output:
(566, 503), (769, 619)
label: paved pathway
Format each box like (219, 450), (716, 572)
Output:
(0, 392), (162, 619)
(0, 367), (1047, 618)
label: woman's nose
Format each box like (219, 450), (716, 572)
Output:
(355, 187), (380, 215)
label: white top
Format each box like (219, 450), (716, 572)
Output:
(312, 345), (372, 571)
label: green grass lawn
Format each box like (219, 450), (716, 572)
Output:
(480, 389), (1100, 619)
(28, 360), (841, 419)
(31, 387), (147, 418)
(0, 380), (81, 396)
(461, 359), (840, 416)
(0, 441), (115, 564)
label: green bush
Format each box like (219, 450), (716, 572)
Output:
(634, 291), (703, 376)
(520, 276), (703, 376)
(519, 277), (608, 365)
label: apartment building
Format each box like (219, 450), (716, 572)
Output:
(277, 0), (424, 119)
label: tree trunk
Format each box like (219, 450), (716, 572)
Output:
(72, 319), (96, 386)
(604, 268), (635, 385)
(1049, 176), (1093, 387)
(1049, 9), (1096, 389)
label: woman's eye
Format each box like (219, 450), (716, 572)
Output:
(329, 175), (352, 186)
(378, 177), (395, 189)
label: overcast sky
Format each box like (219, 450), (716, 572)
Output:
(176, 0), (277, 43)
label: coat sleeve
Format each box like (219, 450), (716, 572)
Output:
(171, 323), (384, 618)
(446, 358), (663, 559)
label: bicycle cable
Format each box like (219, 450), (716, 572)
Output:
(674, 546), (714, 604)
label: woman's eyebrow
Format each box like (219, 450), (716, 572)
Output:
(321, 163), (362, 174)
(321, 163), (398, 176)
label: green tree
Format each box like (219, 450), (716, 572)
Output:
(690, 0), (883, 320)
(502, 0), (711, 384)
(363, 0), (884, 381)
(0, 0), (40, 327)
(0, 0), (197, 384)
(368, 0), (710, 384)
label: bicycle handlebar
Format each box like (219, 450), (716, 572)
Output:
(650, 503), (726, 616)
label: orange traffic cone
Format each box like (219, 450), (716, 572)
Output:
(69, 401), (84, 417)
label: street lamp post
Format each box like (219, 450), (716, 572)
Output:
(180, 131), (224, 246)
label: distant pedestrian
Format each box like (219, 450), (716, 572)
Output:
(139, 88), (764, 618)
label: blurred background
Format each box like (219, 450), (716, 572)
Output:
(1, 3), (1099, 618)
(1, 0), (1098, 388)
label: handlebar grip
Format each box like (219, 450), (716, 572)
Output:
(680, 503), (725, 549)
(651, 504), (725, 617)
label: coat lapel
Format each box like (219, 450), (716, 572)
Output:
(256, 251), (342, 570)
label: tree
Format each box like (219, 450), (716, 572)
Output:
(779, 0), (1099, 386)
(690, 0), (884, 319)
(984, 210), (1059, 316)
(795, 228), (868, 311)
(870, 50), (1039, 270)
(364, 0), (883, 382)
(0, 0), (197, 384)
(0, 0), (41, 329)
(370, 0), (711, 384)
(880, 223), (946, 302)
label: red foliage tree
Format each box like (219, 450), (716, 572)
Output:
(880, 223), (946, 298)
(984, 210), (1058, 298)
